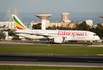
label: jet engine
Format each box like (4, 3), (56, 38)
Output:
(54, 36), (64, 43)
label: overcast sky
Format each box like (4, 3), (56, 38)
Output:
(0, 0), (103, 13)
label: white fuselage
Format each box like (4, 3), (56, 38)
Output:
(14, 29), (100, 41)
(12, 14), (100, 43)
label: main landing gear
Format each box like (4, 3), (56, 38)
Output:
(89, 41), (93, 45)
(48, 40), (53, 44)
(89, 42), (92, 45)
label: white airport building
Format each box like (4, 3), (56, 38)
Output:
(84, 20), (93, 27)
(0, 21), (16, 29)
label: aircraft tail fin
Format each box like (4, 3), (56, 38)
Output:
(12, 14), (27, 30)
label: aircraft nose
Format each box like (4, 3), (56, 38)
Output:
(97, 36), (100, 40)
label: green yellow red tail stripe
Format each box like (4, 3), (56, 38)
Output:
(12, 15), (26, 30)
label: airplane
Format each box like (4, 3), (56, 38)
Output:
(12, 14), (100, 44)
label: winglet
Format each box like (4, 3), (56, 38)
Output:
(12, 14), (26, 30)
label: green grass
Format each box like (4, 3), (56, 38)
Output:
(0, 65), (103, 70)
(0, 45), (103, 54)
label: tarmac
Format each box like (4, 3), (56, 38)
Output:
(0, 41), (103, 47)
(0, 52), (103, 67)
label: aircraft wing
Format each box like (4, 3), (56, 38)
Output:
(31, 33), (56, 37)
(14, 32), (56, 37)
(32, 33), (67, 39)
(14, 31), (67, 39)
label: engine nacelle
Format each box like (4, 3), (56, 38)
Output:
(54, 36), (64, 43)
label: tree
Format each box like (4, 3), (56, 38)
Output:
(32, 23), (41, 29)
(0, 31), (5, 39)
(76, 21), (89, 30)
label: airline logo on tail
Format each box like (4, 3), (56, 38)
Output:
(12, 14), (26, 30)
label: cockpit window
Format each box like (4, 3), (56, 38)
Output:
(93, 34), (97, 36)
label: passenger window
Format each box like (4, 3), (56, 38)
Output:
(93, 34), (97, 36)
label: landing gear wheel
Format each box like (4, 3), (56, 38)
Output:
(48, 41), (53, 44)
(90, 42), (92, 45)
